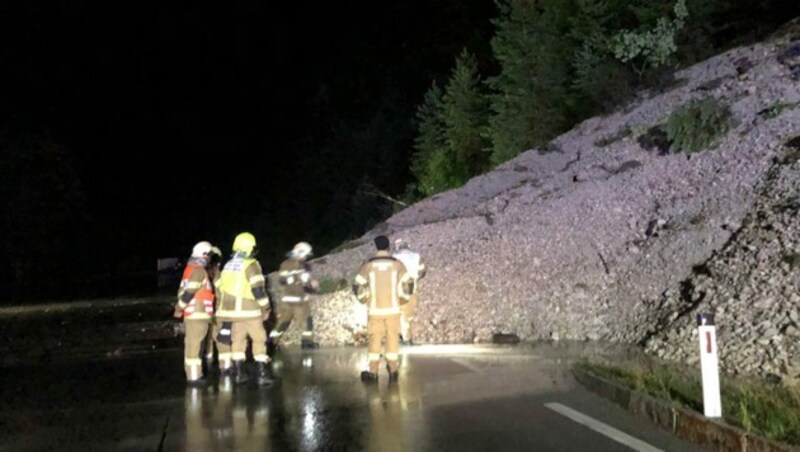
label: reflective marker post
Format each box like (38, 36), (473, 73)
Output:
(697, 313), (722, 418)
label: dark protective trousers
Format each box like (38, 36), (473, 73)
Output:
(269, 301), (314, 344)
(231, 318), (268, 363)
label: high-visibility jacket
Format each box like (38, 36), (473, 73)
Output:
(353, 251), (413, 318)
(176, 259), (214, 320)
(215, 254), (270, 320)
(278, 257), (314, 303)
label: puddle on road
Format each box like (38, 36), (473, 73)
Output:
(0, 343), (655, 450)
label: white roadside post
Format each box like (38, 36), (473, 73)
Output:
(697, 313), (722, 418)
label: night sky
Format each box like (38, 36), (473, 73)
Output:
(0, 1), (495, 297)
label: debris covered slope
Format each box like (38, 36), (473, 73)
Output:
(293, 30), (800, 380)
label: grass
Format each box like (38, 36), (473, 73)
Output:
(577, 360), (800, 445)
(782, 253), (800, 270)
(665, 97), (731, 153)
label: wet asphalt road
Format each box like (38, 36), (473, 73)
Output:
(0, 344), (709, 452)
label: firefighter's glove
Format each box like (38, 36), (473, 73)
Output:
(305, 279), (319, 294)
(353, 284), (368, 303)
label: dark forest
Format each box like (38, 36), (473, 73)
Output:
(1, 0), (797, 302)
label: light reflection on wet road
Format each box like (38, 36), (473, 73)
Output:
(0, 344), (709, 451)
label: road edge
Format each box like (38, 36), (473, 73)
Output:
(572, 367), (798, 452)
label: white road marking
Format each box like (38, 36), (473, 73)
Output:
(544, 402), (664, 452)
(451, 358), (483, 373)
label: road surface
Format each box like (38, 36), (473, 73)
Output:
(0, 343), (710, 451)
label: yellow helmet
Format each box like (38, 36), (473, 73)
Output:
(232, 232), (256, 254)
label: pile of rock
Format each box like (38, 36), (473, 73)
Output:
(276, 29), (800, 381)
(644, 142), (800, 381)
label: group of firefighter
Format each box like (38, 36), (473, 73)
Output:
(174, 232), (426, 387)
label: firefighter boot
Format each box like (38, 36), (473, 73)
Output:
(234, 361), (250, 385)
(256, 362), (274, 386)
(386, 364), (399, 383)
(202, 358), (220, 379)
(360, 371), (378, 383)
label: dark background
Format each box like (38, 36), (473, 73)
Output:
(0, 1), (496, 300)
(1, 1), (796, 302)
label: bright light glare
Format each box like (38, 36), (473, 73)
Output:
(301, 388), (322, 450)
(357, 354), (370, 372)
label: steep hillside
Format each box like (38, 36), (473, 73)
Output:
(645, 144), (800, 380)
(286, 27), (800, 380)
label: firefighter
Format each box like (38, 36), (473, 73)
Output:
(174, 241), (216, 386)
(215, 232), (273, 386)
(268, 241), (320, 352)
(392, 239), (426, 345)
(203, 246), (234, 376)
(353, 235), (414, 383)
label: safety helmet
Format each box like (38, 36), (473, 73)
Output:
(394, 238), (410, 251)
(232, 232), (256, 254)
(192, 241), (213, 258)
(291, 241), (313, 259)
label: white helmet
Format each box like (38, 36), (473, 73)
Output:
(191, 241), (213, 258)
(394, 238), (410, 251)
(291, 241), (313, 259)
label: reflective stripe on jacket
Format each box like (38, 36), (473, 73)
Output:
(216, 256), (270, 320)
(177, 260), (214, 320)
(353, 251), (413, 318)
(278, 257), (313, 302)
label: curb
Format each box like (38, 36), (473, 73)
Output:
(572, 367), (799, 452)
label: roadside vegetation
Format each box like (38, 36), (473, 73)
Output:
(577, 360), (800, 445)
(408, 2), (800, 200)
(665, 97), (731, 153)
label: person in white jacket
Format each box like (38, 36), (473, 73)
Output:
(392, 239), (426, 345)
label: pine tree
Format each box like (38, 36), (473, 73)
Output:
(487, 0), (571, 165)
(487, 0), (684, 165)
(442, 49), (490, 178)
(410, 81), (449, 197)
(411, 51), (490, 198)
